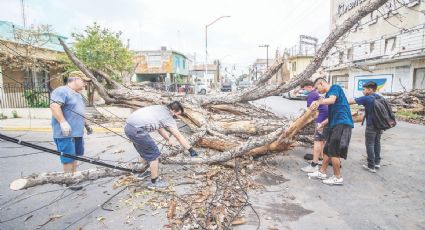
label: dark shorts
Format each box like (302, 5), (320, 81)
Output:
(54, 137), (84, 164)
(124, 124), (160, 162)
(324, 124), (352, 159)
(314, 123), (327, 141)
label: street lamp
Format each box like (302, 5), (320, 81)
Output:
(259, 44), (269, 70)
(205, 15), (231, 87)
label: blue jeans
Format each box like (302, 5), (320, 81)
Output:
(365, 126), (382, 168)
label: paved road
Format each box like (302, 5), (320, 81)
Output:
(1, 97), (424, 229)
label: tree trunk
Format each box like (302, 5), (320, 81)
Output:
(10, 163), (148, 190)
(58, 37), (116, 104)
(54, 0), (389, 168)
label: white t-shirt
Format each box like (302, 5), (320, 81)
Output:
(126, 105), (177, 132)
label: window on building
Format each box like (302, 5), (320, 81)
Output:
(331, 75), (349, 89)
(148, 55), (161, 67)
(413, 68), (425, 89)
(403, 0), (419, 7)
(338, 51), (344, 64)
(370, 42), (375, 54)
(369, 11), (378, 25)
(385, 37), (397, 54)
(24, 69), (49, 90)
(347, 48), (353, 61)
(292, 62), (296, 71)
(383, 0), (397, 18)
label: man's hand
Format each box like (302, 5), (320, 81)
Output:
(188, 147), (198, 157)
(316, 123), (324, 133)
(85, 124), (93, 135)
(166, 139), (175, 146)
(309, 101), (320, 111)
(60, 121), (72, 136)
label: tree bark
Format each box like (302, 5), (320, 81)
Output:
(10, 163), (148, 190)
(59, 37), (116, 104)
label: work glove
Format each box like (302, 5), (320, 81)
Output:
(60, 121), (72, 136)
(85, 124), (93, 135)
(188, 147), (198, 157)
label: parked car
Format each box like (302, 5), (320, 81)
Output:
(176, 83), (194, 94)
(237, 81), (251, 90)
(220, 82), (232, 92)
(194, 82), (210, 95)
(282, 90), (308, 100)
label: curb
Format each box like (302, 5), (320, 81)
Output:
(0, 127), (124, 133)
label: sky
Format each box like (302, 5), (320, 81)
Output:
(0, 0), (331, 75)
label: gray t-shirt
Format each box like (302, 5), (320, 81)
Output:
(126, 105), (177, 132)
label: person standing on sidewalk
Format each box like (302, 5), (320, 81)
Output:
(298, 80), (329, 173)
(348, 81), (381, 173)
(308, 78), (354, 185)
(124, 101), (198, 189)
(50, 71), (92, 174)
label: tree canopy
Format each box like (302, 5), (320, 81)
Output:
(63, 23), (133, 79)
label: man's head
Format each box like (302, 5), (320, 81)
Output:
(67, 71), (90, 92)
(313, 77), (329, 94)
(300, 80), (315, 93)
(362, 81), (377, 96)
(167, 101), (184, 117)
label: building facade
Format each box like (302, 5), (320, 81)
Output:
(324, 0), (425, 97)
(0, 20), (66, 108)
(133, 47), (190, 85)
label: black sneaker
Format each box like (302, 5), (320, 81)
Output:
(67, 184), (83, 191)
(137, 171), (151, 180)
(304, 153), (313, 161)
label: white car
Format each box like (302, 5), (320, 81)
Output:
(194, 82), (210, 95)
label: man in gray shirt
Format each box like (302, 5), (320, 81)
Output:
(125, 101), (198, 188)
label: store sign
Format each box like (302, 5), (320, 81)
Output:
(353, 75), (393, 97)
(337, 0), (367, 17)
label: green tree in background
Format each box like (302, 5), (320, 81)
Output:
(62, 23), (133, 81)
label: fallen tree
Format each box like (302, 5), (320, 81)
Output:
(57, 0), (390, 161)
(7, 1), (390, 228)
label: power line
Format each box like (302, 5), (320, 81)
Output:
(0, 133), (145, 173)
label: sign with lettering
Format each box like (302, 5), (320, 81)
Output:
(337, 0), (367, 17)
(353, 74), (393, 97)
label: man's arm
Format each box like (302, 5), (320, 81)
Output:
(50, 103), (66, 123)
(168, 126), (191, 149)
(158, 128), (170, 141)
(348, 98), (357, 105)
(50, 102), (71, 136)
(320, 95), (337, 105)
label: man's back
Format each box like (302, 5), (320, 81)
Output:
(126, 105), (176, 132)
(326, 85), (353, 129)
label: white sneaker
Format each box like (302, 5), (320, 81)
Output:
(322, 175), (343, 185)
(307, 170), (327, 179)
(301, 164), (319, 173)
(375, 164), (381, 169)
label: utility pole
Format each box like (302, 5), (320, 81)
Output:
(259, 44), (269, 69)
(20, 0), (26, 28)
(205, 16), (231, 87)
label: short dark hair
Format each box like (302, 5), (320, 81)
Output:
(363, 81), (378, 91)
(300, 80), (314, 88)
(167, 101), (184, 113)
(313, 77), (327, 86)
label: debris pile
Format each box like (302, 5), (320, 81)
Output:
(384, 90), (425, 124)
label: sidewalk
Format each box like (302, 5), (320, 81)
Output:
(0, 118), (124, 133)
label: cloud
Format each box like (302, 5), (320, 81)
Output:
(0, 0), (330, 71)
